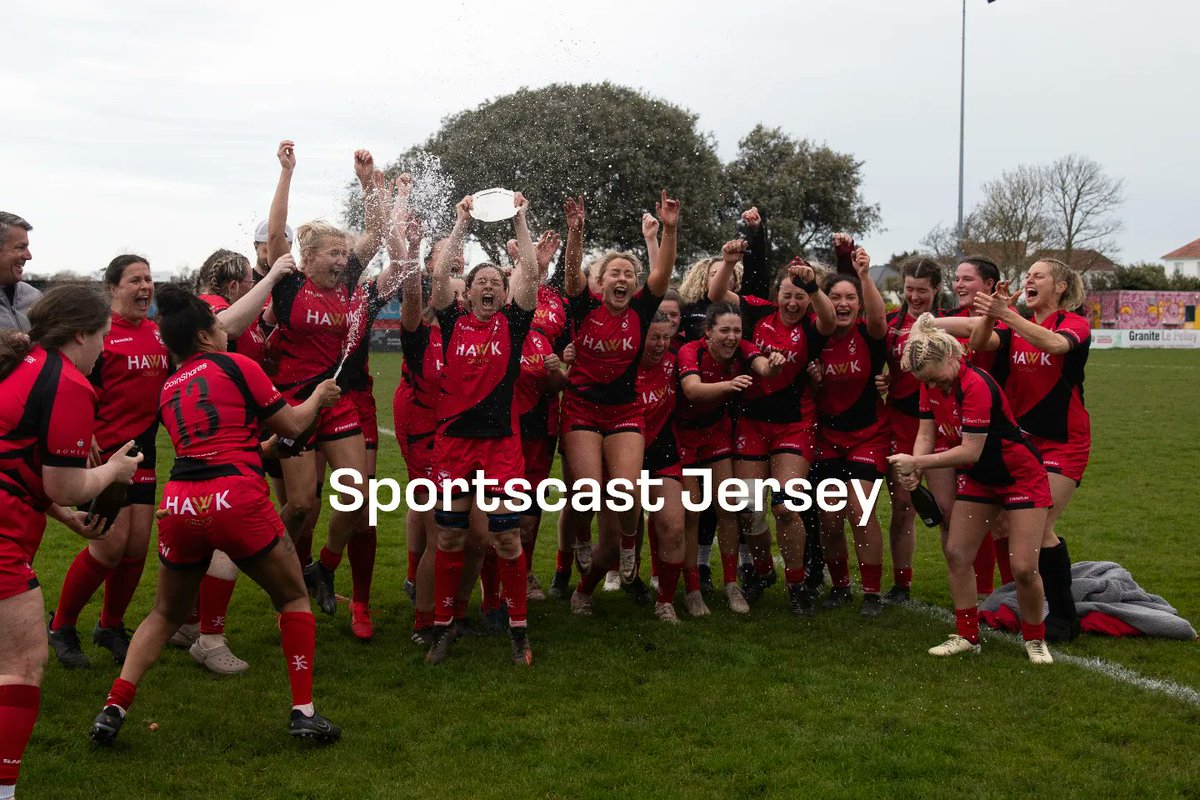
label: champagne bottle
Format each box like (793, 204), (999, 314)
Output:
(84, 444), (141, 535)
(911, 482), (943, 528)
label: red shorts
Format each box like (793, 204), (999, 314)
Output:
(734, 417), (815, 463)
(281, 386), (361, 444)
(676, 417), (733, 467)
(887, 406), (921, 456)
(0, 536), (41, 602)
(346, 389), (378, 450)
(521, 436), (557, 486)
(813, 425), (889, 481)
(956, 468), (1052, 511)
(404, 430), (436, 484)
(157, 476), (285, 569)
(393, 381), (414, 460)
(432, 434), (525, 498)
(1028, 434), (1089, 485)
(561, 393), (643, 437)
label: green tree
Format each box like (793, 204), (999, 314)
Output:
(352, 83), (726, 264)
(723, 125), (881, 267)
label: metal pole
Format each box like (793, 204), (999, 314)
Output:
(957, 0), (966, 259)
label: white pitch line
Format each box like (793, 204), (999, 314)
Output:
(379, 426), (395, 438)
(904, 599), (1200, 708)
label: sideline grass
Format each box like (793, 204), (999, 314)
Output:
(23, 349), (1200, 799)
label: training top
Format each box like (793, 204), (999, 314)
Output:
(739, 295), (825, 423)
(991, 310), (1090, 443)
(675, 338), (764, 429)
(636, 352), (678, 444)
(815, 322), (887, 432)
(566, 287), (662, 405)
(399, 322), (444, 437)
(199, 293), (267, 363)
(514, 328), (558, 439)
(920, 358), (1042, 487)
(160, 351), (286, 480)
(0, 347), (96, 555)
(90, 313), (169, 454)
(435, 302), (534, 439)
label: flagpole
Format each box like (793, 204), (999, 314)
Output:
(957, 0), (966, 259)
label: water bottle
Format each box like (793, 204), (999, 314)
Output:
(84, 444), (141, 535)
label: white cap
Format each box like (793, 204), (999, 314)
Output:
(254, 220), (294, 244)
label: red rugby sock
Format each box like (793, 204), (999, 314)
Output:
(54, 548), (111, 629)
(406, 548), (420, 583)
(859, 562), (883, 595)
(656, 561), (682, 604)
(894, 566), (913, 590)
(414, 609), (434, 629)
(100, 555), (146, 629)
(433, 549), (465, 626)
(498, 555), (528, 627)
(278, 611), (315, 707)
(318, 546), (342, 573)
(1021, 621), (1046, 642)
(784, 567), (806, 586)
(105, 677), (137, 713)
(555, 549), (572, 576)
(0, 684), (40, 788)
(720, 552), (738, 586)
(975, 532), (996, 594)
(684, 566), (701, 594)
(198, 575), (236, 635)
(347, 527), (376, 605)
(955, 607), (980, 644)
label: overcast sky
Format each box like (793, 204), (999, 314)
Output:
(5, 0), (1197, 276)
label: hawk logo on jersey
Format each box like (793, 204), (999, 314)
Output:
(306, 309), (347, 327)
(162, 490), (232, 516)
(1011, 351), (1054, 367)
(127, 354), (169, 371)
(639, 382), (675, 406)
(823, 360), (862, 377)
(580, 333), (635, 353)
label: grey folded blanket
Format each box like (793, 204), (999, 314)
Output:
(980, 560), (1197, 640)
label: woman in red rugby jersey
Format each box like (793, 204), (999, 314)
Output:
(811, 239), (890, 617)
(559, 192), (677, 613)
(709, 246), (835, 614)
(0, 286), (142, 797)
(673, 302), (784, 615)
(424, 192), (539, 666)
(89, 284), (343, 746)
(968, 259), (1088, 641)
(49, 255), (168, 669)
(262, 141), (406, 622)
(635, 312), (689, 622)
(888, 314), (1054, 664)
(167, 248), (298, 674)
(878, 258), (943, 604)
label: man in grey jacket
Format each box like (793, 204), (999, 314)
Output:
(0, 212), (41, 332)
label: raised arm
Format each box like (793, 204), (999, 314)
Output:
(217, 254), (297, 336)
(642, 212), (660, 272)
(738, 207), (771, 299)
(792, 261), (836, 336)
(649, 190), (679, 296)
(708, 240), (745, 304)
(353, 151), (389, 266)
(562, 196), (586, 297)
(432, 196), (471, 311)
(268, 140), (296, 266)
(508, 193), (538, 312)
(854, 246), (887, 340)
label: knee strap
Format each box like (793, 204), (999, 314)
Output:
(487, 512), (520, 532)
(434, 510), (470, 529)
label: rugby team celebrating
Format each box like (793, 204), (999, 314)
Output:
(0, 140), (1092, 794)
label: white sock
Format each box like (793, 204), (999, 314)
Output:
(198, 633), (225, 649)
(0, 781), (15, 799)
(739, 544), (753, 566)
(292, 703), (314, 717)
(697, 544), (712, 565)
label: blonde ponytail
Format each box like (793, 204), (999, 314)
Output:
(900, 312), (963, 374)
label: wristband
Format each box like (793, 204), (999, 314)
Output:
(803, 280), (819, 294)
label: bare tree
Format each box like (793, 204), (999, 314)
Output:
(1042, 154), (1124, 262)
(972, 164), (1049, 279)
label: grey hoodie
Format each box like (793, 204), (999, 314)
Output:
(0, 281), (43, 332)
